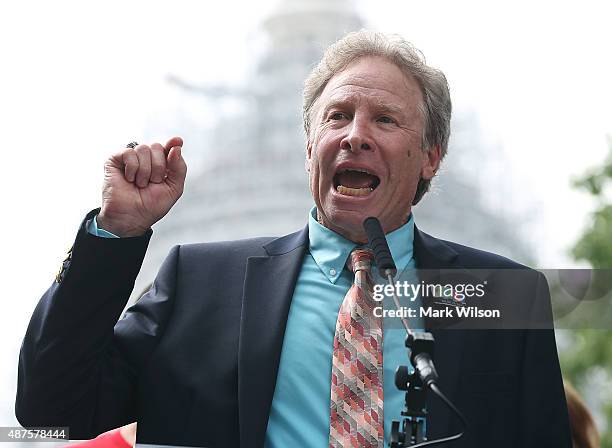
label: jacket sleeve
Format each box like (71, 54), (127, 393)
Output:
(16, 209), (180, 439)
(518, 272), (572, 447)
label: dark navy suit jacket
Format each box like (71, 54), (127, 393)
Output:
(16, 209), (571, 447)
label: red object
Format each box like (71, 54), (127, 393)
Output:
(67, 428), (132, 448)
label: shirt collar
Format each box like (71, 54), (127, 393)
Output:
(308, 206), (415, 284)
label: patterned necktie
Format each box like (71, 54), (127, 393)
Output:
(329, 248), (384, 448)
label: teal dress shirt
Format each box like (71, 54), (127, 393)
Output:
(264, 208), (420, 447)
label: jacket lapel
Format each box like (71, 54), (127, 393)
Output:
(413, 226), (468, 437)
(238, 226), (309, 448)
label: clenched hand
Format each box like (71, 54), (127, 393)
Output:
(97, 136), (187, 237)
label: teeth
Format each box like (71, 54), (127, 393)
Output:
(341, 168), (372, 175)
(337, 185), (373, 196)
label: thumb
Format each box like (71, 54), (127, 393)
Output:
(166, 146), (187, 189)
(164, 136), (183, 153)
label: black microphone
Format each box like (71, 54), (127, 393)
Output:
(363, 217), (397, 279)
(363, 217), (413, 336)
(363, 216), (438, 386)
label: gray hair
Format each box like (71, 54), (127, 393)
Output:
(302, 30), (452, 204)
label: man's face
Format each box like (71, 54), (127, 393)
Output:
(306, 56), (440, 243)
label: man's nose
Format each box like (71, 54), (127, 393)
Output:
(339, 117), (372, 152)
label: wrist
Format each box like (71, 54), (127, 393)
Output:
(97, 211), (150, 237)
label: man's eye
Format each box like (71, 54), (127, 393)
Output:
(329, 112), (348, 121)
(377, 116), (394, 124)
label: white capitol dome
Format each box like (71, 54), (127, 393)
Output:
(134, 0), (531, 299)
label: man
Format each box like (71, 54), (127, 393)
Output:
(16, 31), (571, 447)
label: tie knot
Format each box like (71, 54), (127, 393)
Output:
(348, 248), (374, 274)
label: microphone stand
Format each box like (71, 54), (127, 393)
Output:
(381, 268), (437, 448)
(364, 218), (461, 448)
(389, 328), (436, 447)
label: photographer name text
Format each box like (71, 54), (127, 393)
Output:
(373, 306), (501, 319)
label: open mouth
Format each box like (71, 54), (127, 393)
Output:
(333, 168), (381, 197)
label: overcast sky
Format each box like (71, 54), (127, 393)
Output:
(1, 0), (611, 422)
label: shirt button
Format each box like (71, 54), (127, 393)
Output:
(329, 268), (337, 276)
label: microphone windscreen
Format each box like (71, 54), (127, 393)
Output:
(363, 217), (397, 278)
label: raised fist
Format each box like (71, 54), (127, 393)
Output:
(97, 136), (187, 237)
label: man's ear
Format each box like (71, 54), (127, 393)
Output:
(421, 145), (442, 180)
(305, 140), (313, 173)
